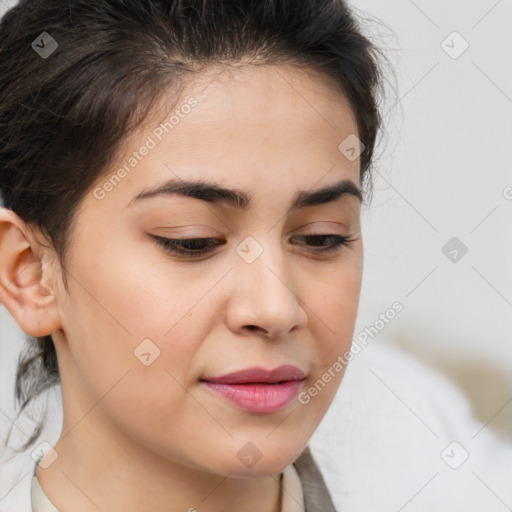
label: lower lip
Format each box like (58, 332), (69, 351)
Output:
(201, 379), (305, 413)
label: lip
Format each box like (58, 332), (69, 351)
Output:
(201, 380), (305, 413)
(201, 365), (306, 384)
(200, 365), (307, 414)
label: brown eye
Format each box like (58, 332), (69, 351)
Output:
(152, 236), (225, 257)
(290, 234), (352, 254)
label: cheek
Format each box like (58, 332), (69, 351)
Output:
(291, 269), (361, 441)
(303, 257), (362, 403)
(300, 281), (360, 416)
(310, 255), (363, 341)
(59, 251), (208, 455)
(60, 238), (208, 403)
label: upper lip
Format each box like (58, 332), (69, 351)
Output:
(201, 365), (306, 384)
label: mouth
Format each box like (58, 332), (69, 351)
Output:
(201, 364), (306, 384)
(200, 365), (307, 413)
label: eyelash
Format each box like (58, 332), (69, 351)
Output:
(152, 234), (353, 258)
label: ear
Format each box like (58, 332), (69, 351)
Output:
(0, 207), (62, 338)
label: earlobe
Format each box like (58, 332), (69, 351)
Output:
(0, 207), (61, 338)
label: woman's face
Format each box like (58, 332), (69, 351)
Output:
(50, 63), (363, 476)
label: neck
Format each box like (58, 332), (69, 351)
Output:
(35, 419), (283, 512)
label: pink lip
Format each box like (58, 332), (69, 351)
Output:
(201, 365), (306, 384)
(200, 365), (306, 414)
(201, 380), (305, 413)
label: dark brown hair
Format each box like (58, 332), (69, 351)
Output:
(0, 0), (387, 452)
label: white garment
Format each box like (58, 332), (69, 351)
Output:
(31, 463), (304, 512)
(30, 475), (59, 512)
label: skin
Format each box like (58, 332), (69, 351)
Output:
(0, 63), (363, 512)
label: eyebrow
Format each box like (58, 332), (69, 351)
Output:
(127, 177), (363, 212)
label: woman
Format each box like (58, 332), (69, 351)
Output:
(0, 1), (384, 510)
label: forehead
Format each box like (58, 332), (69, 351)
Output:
(136, 61), (359, 153)
(172, 61), (356, 134)
(89, 62), (361, 211)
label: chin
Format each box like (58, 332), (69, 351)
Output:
(222, 443), (301, 479)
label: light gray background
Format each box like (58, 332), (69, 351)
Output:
(1, 0), (511, 511)
(350, 0), (512, 432)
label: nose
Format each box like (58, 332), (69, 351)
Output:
(224, 238), (308, 340)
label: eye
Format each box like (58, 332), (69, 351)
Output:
(151, 233), (353, 259)
(151, 235), (225, 257)
(289, 234), (353, 254)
